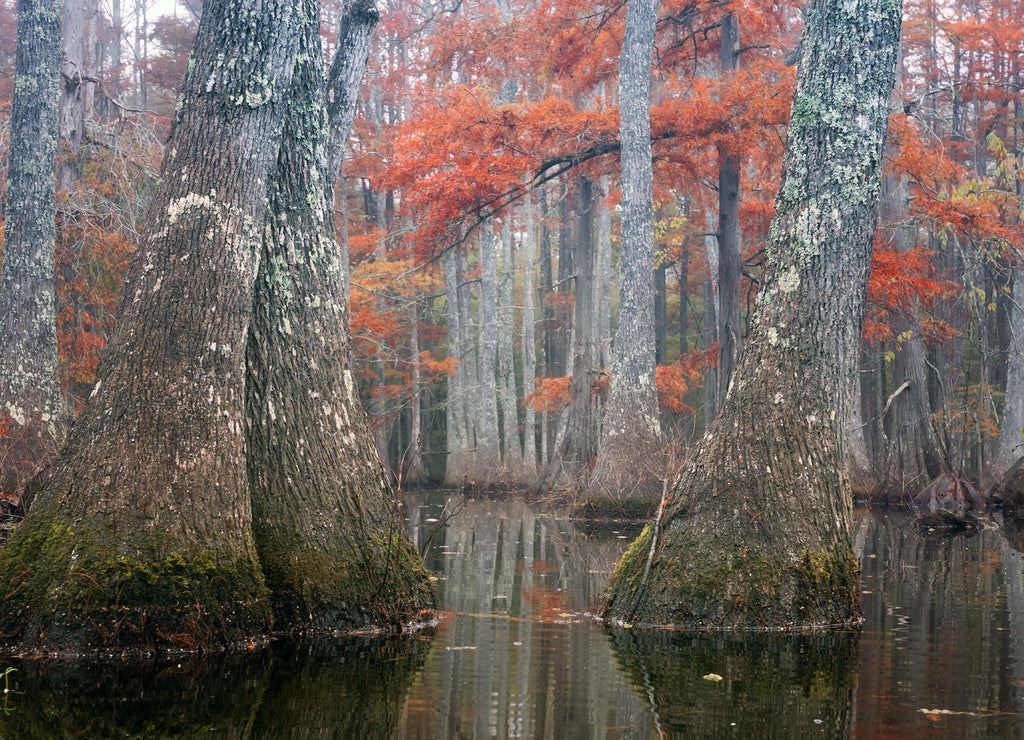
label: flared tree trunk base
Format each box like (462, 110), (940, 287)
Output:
(0, 507), (272, 654)
(602, 398), (862, 630)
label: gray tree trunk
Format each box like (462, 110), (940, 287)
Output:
(474, 224), (502, 477)
(551, 176), (597, 476)
(326, 0), (379, 301)
(0, 0), (66, 496)
(596, 175), (613, 371)
(246, 3), (433, 633)
(444, 245), (472, 486)
(880, 174), (944, 495)
(604, 0), (901, 628)
(521, 191), (539, 477)
(58, 0), (98, 193)
(405, 299), (425, 485)
(844, 347), (876, 496)
(996, 270), (1024, 478)
(717, 11), (742, 401)
(498, 222), (523, 476)
(595, 0), (661, 493)
(326, 0), (379, 180)
(703, 208), (720, 425)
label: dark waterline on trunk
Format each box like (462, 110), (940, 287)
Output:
(0, 491), (1022, 737)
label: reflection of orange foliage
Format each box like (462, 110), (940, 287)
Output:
(522, 584), (569, 622)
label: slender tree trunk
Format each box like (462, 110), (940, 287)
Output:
(444, 245), (472, 486)
(845, 342), (876, 496)
(245, 4), (432, 632)
(457, 242), (478, 467)
(553, 176), (597, 474)
(0, 0), (66, 496)
(996, 269), (1024, 478)
(655, 262), (667, 365)
(406, 300), (425, 485)
(326, 0), (379, 180)
(553, 183), (572, 379)
(717, 11), (742, 400)
(703, 209), (720, 424)
(595, 0), (661, 494)
(678, 231), (689, 355)
(596, 175), (613, 370)
(498, 222), (523, 476)
(604, 0), (901, 628)
(521, 192), (539, 477)
(326, 0), (379, 301)
(880, 174), (944, 495)
(475, 224), (502, 476)
(58, 0), (95, 192)
(538, 188), (554, 465)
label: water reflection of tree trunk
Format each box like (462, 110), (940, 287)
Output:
(4, 638), (431, 738)
(401, 494), (652, 737)
(607, 630), (857, 736)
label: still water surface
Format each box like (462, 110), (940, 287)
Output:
(1, 491), (1022, 738)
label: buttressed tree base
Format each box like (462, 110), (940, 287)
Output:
(603, 0), (903, 629)
(0, 0), (434, 654)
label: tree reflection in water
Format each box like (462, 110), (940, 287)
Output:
(1, 636), (431, 738)
(3, 501), (1024, 738)
(607, 628), (857, 737)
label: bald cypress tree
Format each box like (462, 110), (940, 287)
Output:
(0, 0), (66, 498)
(0, 0), (432, 653)
(604, 0), (902, 629)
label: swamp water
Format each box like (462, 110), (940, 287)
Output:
(1, 491), (1023, 738)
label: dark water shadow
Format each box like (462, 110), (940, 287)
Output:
(0, 633), (432, 738)
(607, 628), (858, 739)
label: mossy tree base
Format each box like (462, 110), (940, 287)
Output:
(604, 523), (860, 630)
(0, 510), (271, 654)
(601, 392), (864, 629)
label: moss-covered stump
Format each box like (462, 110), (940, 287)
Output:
(0, 510), (271, 654)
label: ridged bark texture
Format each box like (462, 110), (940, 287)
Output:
(0, 0), (66, 495)
(245, 0), (434, 633)
(604, 0), (902, 629)
(594, 0), (661, 494)
(0, 0), (432, 654)
(0, 0), (300, 652)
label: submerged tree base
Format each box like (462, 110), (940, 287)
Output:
(0, 510), (436, 654)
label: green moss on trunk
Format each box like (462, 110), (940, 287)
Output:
(604, 524), (860, 629)
(0, 510), (270, 654)
(255, 525), (435, 634)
